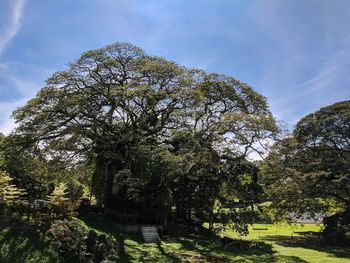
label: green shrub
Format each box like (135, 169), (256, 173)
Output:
(51, 199), (80, 218)
(46, 219), (119, 263)
(323, 209), (350, 245)
(85, 230), (119, 262)
(66, 180), (85, 201)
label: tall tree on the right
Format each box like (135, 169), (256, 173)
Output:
(294, 101), (350, 208)
(294, 101), (350, 244)
(262, 101), (350, 244)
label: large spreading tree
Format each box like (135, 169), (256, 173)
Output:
(12, 42), (278, 226)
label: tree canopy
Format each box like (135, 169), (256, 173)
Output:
(294, 100), (350, 208)
(11, 42), (278, 227)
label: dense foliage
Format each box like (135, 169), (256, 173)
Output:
(8, 42), (278, 230)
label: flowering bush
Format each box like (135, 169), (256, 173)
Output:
(46, 219), (87, 262)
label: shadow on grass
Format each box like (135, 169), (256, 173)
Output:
(261, 233), (350, 259)
(80, 215), (181, 262)
(80, 216), (310, 263)
(0, 225), (59, 263)
(173, 237), (308, 263)
(157, 243), (182, 262)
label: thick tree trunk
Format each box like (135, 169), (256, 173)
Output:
(91, 155), (107, 207)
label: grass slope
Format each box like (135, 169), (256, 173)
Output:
(0, 225), (59, 263)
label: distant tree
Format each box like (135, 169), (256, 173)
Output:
(294, 101), (350, 243)
(48, 183), (80, 218)
(66, 180), (85, 201)
(294, 100), (350, 208)
(0, 135), (53, 200)
(261, 137), (328, 219)
(0, 171), (28, 220)
(0, 171), (12, 198)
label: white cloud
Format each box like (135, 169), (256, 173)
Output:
(0, 0), (27, 55)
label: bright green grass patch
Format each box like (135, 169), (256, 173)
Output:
(223, 224), (350, 263)
(224, 223), (323, 239)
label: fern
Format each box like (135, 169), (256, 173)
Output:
(0, 171), (27, 202)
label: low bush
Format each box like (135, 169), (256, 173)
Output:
(323, 209), (350, 245)
(85, 230), (119, 262)
(66, 180), (85, 201)
(46, 219), (87, 262)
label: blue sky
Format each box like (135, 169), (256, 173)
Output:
(0, 0), (350, 134)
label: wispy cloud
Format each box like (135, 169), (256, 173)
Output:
(269, 48), (350, 126)
(0, 0), (27, 55)
(251, 0), (350, 127)
(1, 0), (350, 134)
(0, 0), (29, 134)
(0, 61), (51, 134)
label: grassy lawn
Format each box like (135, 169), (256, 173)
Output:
(79, 216), (308, 262)
(81, 217), (350, 262)
(222, 224), (350, 263)
(0, 218), (349, 262)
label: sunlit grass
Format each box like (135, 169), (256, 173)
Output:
(222, 224), (350, 263)
(223, 223), (323, 239)
(82, 216), (350, 263)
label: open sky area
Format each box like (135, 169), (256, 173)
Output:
(0, 0), (349, 134)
